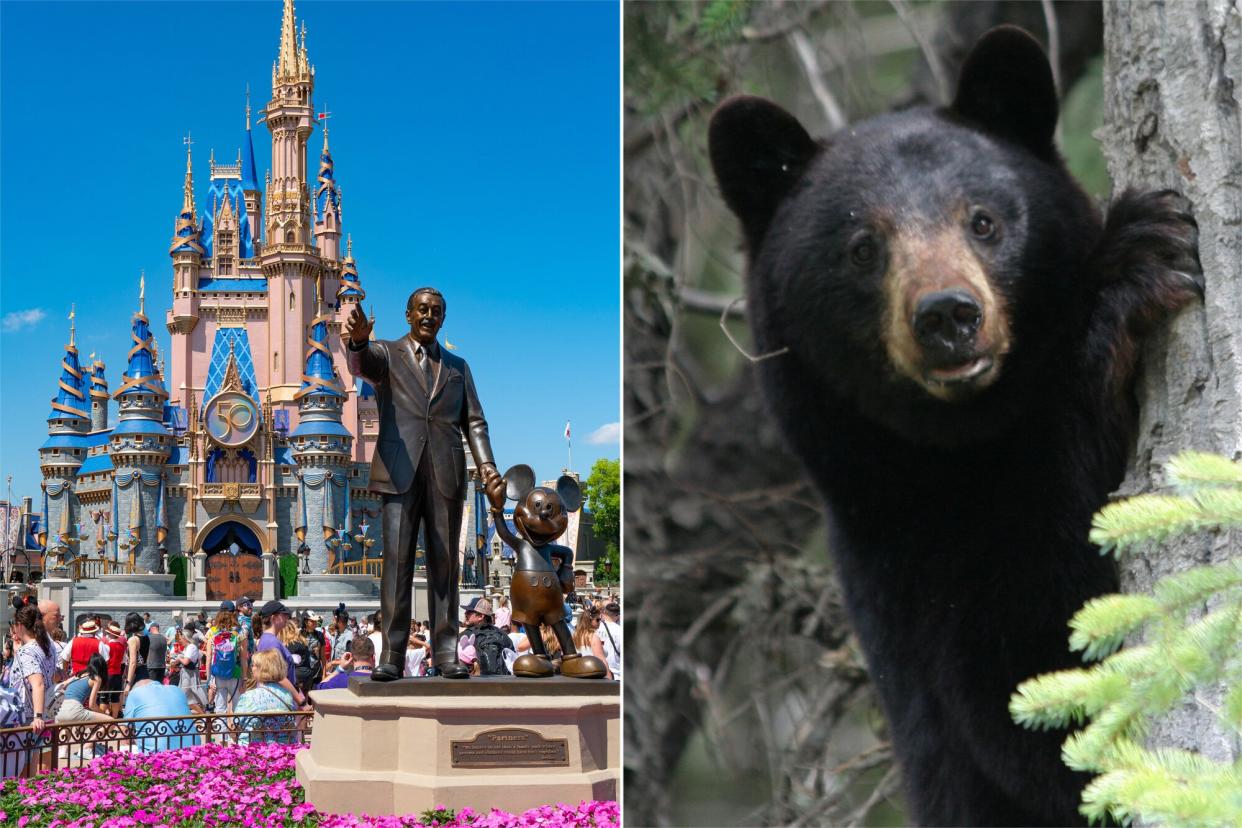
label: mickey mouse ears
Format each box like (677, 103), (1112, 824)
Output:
(503, 464), (536, 502)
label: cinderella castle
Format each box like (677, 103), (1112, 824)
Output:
(11, 0), (599, 621)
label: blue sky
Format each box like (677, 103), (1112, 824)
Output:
(0, 1), (620, 506)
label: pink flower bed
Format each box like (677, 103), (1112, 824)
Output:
(0, 742), (619, 827)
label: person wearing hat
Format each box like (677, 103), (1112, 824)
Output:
(458, 597), (514, 676)
(67, 617), (110, 678)
(254, 600), (308, 708)
(236, 597), (256, 665)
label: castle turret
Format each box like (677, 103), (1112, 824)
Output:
(110, 282), (172, 572)
(170, 138), (205, 293)
(38, 309), (89, 559)
(168, 137), (203, 408)
(241, 90), (263, 249)
(262, 0), (321, 406)
(290, 281), (352, 573)
(265, 0), (314, 246)
(312, 118), (341, 262)
(337, 235), (364, 304)
(89, 357), (109, 433)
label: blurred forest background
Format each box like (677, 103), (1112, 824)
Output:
(623, 2), (1111, 825)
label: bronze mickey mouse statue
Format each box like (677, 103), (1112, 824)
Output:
(486, 464), (608, 679)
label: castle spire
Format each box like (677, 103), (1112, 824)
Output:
(242, 92), (260, 193)
(278, 0), (299, 79)
(114, 296), (169, 403)
(294, 301), (345, 400)
(48, 311), (88, 423)
(170, 134), (205, 257)
(182, 133), (195, 214)
(337, 234), (365, 302)
(139, 270), (145, 315)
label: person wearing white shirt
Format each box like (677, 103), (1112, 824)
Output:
(591, 602), (622, 680)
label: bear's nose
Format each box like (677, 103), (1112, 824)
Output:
(912, 290), (981, 352)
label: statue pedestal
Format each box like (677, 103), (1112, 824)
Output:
(296, 676), (619, 816)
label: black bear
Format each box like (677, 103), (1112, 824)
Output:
(708, 26), (1201, 827)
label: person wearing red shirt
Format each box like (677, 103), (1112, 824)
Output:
(103, 622), (127, 716)
(68, 618), (110, 678)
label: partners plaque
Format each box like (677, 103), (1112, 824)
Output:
(450, 728), (569, 768)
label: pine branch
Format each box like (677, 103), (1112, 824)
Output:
(1152, 559), (1242, 612)
(1069, 594), (1161, 660)
(1166, 451), (1242, 493)
(1089, 494), (1206, 554)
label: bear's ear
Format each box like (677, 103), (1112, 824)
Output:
(503, 464), (536, 503)
(555, 475), (582, 514)
(709, 95), (818, 250)
(951, 25), (1058, 160)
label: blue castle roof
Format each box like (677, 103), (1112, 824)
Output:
(40, 433), (90, 450)
(294, 314), (345, 401)
(315, 145), (339, 223)
(48, 343), (89, 421)
(289, 419), (352, 438)
(200, 179), (255, 260)
(77, 453), (114, 475)
(198, 276), (268, 293)
(242, 124), (260, 192)
(338, 248), (364, 300)
(116, 311), (168, 400)
(171, 203), (204, 255)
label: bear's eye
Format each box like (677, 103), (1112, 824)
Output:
(850, 236), (877, 266)
(970, 211), (997, 240)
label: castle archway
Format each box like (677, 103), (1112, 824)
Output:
(193, 516), (266, 602)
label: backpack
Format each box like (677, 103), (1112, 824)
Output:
(472, 626), (513, 676)
(210, 631), (238, 678)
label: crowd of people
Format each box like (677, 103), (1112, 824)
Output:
(0, 586), (621, 763)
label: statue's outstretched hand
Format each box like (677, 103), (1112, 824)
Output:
(343, 303), (372, 345)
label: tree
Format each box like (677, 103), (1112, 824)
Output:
(584, 458), (620, 585)
(1098, 0), (1242, 772)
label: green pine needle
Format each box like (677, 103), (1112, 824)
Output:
(1224, 683), (1242, 731)
(1166, 452), (1242, 493)
(1069, 594), (1161, 660)
(1016, 453), (1242, 825)
(1152, 560), (1242, 612)
(1089, 494), (1206, 555)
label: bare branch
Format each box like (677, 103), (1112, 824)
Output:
(889, 0), (948, 103)
(787, 28), (848, 132)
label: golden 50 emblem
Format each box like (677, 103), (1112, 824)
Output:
(204, 391), (260, 446)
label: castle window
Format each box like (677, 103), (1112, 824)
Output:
(289, 291), (295, 310)
(286, 231), (295, 243)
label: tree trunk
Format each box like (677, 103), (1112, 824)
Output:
(1100, 0), (1241, 762)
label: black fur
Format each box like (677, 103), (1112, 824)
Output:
(708, 26), (1201, 827)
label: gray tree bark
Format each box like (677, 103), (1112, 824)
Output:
(1100, 0), (1241, 762)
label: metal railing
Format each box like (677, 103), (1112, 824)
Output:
(70, 556), (137, 579)
(0, 710), (312, 777)
(331, 558), (382, 577)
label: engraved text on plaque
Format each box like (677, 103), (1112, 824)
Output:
(450, 728), (570, 768)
